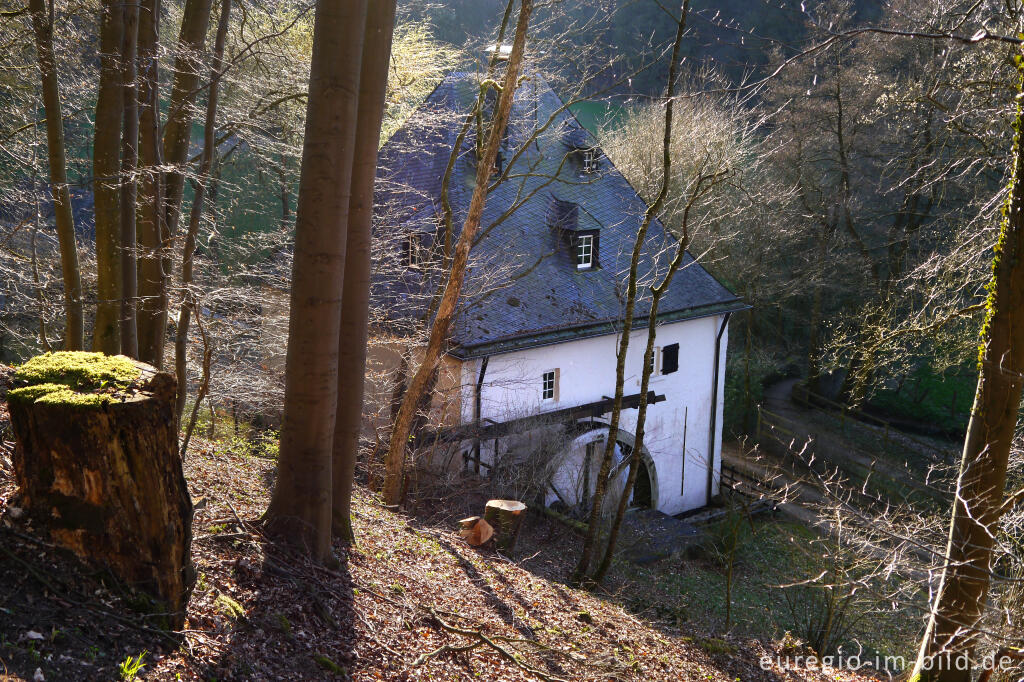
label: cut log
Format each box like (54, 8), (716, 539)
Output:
(6, 352), (194, 628)
(458, 515), (494, 546)
(483, 499), (527, 553)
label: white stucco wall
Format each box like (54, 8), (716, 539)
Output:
(459, 314), (729, 515)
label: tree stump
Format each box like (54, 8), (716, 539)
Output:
(483, 499), (527, 553)
(7, 352), (194, 628)
(458, 515), (494, 546)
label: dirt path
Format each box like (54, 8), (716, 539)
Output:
(756, 379), (954, 505)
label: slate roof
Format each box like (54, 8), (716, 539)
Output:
(373, 71), (745, 359)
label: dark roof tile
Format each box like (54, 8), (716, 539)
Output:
(374, 72), (743, 355)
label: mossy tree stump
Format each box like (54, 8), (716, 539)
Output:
(7, 352), (194, 628)
(483, 500), (527, 553)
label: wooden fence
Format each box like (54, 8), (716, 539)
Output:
(754, 403), (950, 510)
(791, 383), (957, 466)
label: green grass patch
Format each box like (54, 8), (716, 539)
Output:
(870, 364), (975, 432)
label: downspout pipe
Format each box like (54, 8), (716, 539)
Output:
(706, 312), (731, 506)
(472, 356), (489, 472)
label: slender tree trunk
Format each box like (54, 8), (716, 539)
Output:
(332, 0), (397, 543)
(161, 0), (214, 239)
(592, 64), (715, 582)
(743, 307), (752, 433)
(380, 0), (533, 506)
(120, 0), (140, 358)
(29, 0), (84, 350)
(93, 0), (125, 355)
(572, 0), (688, 583)
(175, 0), (231, 422)
(806, 220), (831, 394)
(910, 61), (1024, 682)
(136, 0), (167, 366)
(29, 154), (52, 352)
(278, 153), (291, 230)
(265, 0), (368, 563)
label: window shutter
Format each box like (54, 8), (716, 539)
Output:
(662, 343), (679, 374)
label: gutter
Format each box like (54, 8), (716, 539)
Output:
(452, 299), (750, 360)
(469, 356), (489, 472)
(706, 312), (731, 506)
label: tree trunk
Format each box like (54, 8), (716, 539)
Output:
(910, 62), (1024, 682)
(483, 499), (527, 553)
(572, 0), (688, 583)
(7, 363), (193, 629)
(807, 232), (827, 393)
(459, 515), (494, 546)
(332, 0), (397, 543)
(161, 0), (214, 239)
(265, 0), (368, 563)
(135, 0), (168, 367)
(29, 0), (84, 350)
(93, 0), (124, 355)
(175, 0), (231, 422)
(120, 0), (140, 358)
(380, 0), (533, 506)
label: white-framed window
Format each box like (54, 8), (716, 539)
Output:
(646, 347), (659, 376)
(576, 234), (594, 269)
(542, 369), (558, 402)
(583, 148), (598, 173)
(405, 234), (422, 268)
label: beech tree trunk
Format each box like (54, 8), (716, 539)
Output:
(29, 0), (84, 350)
(332, 0), (397, 543)
(265, 0), (368, 562)
(8, 365), (193, 628)
(910, 60), (1024, 682)
(380, 0), (533, 506)
(161, 0), (214, 239)
(93, 0), (124, 355)
(175, 0), (231, 422)
(120, 0), (140, 358)
(135, 0), (168, 367)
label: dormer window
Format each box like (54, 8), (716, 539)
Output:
(582, 148), (599, 173)
(575, 231), (600, 270)
(493, 150), (504, 175)
(576, 234), (594, 269)
(404, 233), (423, 269)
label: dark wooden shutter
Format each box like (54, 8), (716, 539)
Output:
(662, 343), (679, 374)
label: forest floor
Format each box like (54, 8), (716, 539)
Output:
(0, 419), (892, 681)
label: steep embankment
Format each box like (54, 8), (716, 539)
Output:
(0, 415), (879, 680)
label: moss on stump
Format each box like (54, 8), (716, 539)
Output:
(6, 352), (194, 629)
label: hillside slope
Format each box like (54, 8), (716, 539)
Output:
(0, 428), (876, 680)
